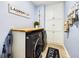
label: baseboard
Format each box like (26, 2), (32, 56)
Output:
(47, 41), (64, 46)
(62, 45), (70, 58)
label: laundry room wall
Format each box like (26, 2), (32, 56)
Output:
(0, 1), (35, 56)
(64, 1), (79, 57)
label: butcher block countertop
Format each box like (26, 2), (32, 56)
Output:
(11, 28), (44, 32)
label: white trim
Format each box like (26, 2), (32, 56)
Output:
(62, 45), (70, 58)
(47, 42), (70, 58)
(47, 42), (64, 46)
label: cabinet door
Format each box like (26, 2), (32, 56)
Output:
(54, 31), (64, 44)
(46, 31), (54, 43)
(45, 4), (64, 31)
(45, 19), (63, 31)
(12, 31), (25, 58)
(53, 3), (64, 18)
(51, 19), (63, 31)
(26, 33), (34, 58)
(46, 5), (54, 20)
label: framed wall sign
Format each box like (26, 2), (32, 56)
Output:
(8, 4), (30, 19)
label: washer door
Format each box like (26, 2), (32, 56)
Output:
(34, 38), (42, 58)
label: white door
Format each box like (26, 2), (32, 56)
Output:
(45, 2), (64, 44)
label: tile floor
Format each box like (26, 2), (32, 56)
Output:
(41, 43), (69, 58)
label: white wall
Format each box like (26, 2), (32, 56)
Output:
(34, 5), (45, 28)
(64, 1), (76, 19)
(39, 5), (45, 28)
(0, 1), (35, 56)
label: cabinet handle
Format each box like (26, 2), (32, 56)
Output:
(26, 36), (29, 39)
(52, 24), (55, 26)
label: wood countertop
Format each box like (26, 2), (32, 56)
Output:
(11, 28), (44, 32)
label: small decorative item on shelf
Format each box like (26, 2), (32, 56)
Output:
(64, 20), (69, 32)
(68, 17), (73, 26)
(34, 21), (40, 28)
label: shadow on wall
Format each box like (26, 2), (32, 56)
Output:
(1, 31), (13, 58)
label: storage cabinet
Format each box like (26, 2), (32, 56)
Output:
(12, 32), (25, 58)
(45, 2), (64, 44)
